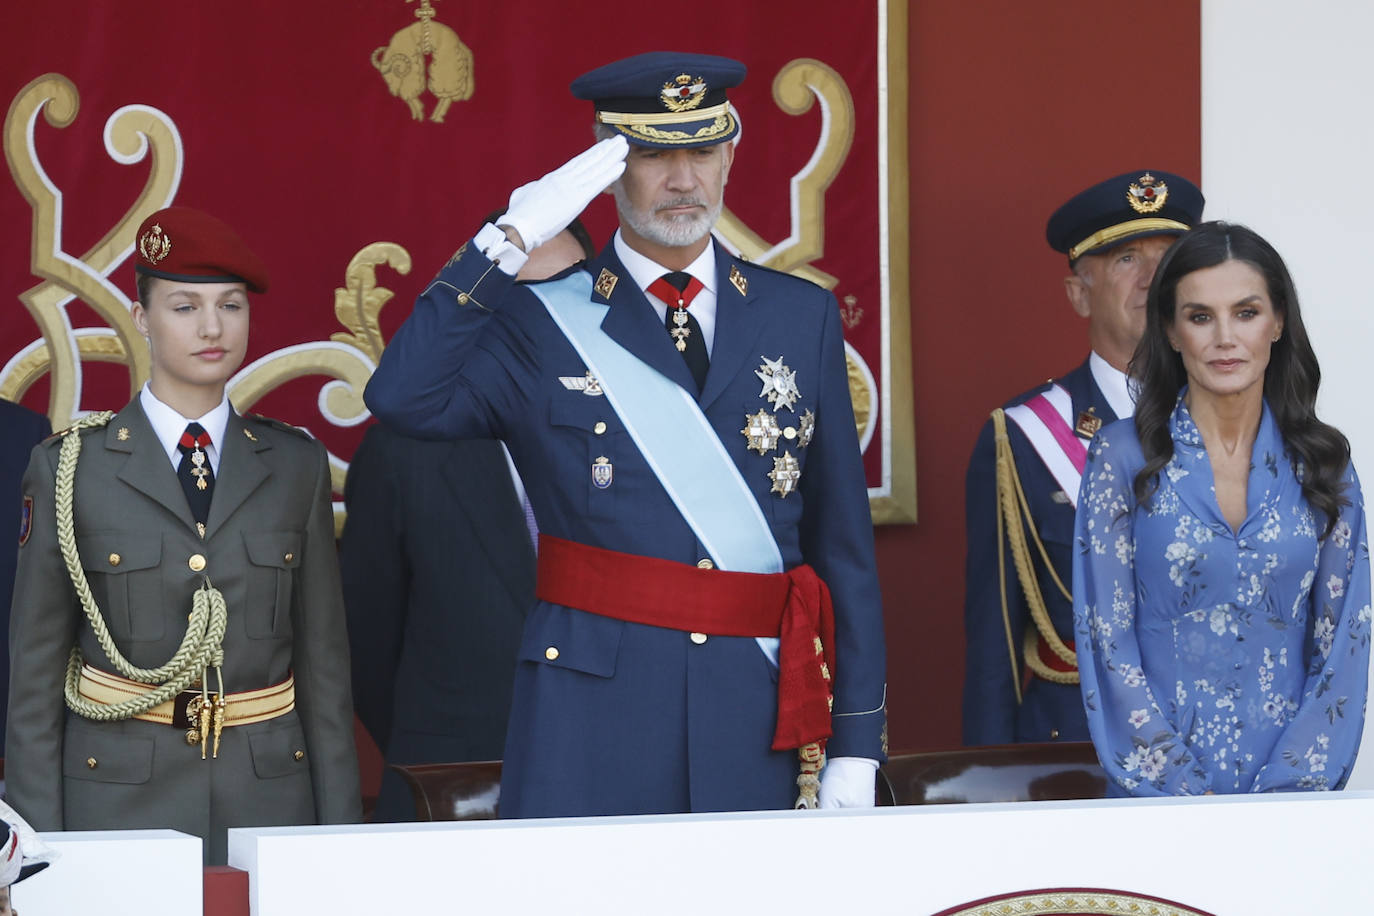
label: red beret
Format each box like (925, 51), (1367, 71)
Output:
(134, 206), (269, 294)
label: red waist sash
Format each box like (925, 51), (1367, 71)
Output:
(535, 534), (836, 751)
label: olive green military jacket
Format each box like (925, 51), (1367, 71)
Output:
(5, 399), (361, 864)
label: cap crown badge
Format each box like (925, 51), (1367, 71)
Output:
(1126, 172), (1169, 214)
(660, 74), (708, 113)
(138, 223), (172, 264)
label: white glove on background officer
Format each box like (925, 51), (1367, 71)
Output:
(475, 135), (629, 276)
(818, 756), (879, 808)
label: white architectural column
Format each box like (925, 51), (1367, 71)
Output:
(1202, 0), (1374, 789)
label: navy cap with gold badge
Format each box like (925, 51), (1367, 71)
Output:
(1046, 170), (1204, 263)
(134, 206), (270, 294)
(571, 51), (745, 148)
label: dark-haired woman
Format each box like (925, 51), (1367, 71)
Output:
(1073, 221), (1370, 795)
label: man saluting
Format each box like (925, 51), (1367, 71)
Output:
(366, 51), (886, 815)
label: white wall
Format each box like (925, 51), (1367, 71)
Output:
(1202, 0), (1374, 787)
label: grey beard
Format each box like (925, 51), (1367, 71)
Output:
(614, 188), (722, 249)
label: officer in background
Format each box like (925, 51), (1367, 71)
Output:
(342, 217), (594, 822)
(365, 51), (887, 816)
(962, 171), (1204, 745)
(0, 399), (50, 758)
(6, 207), (361, 863)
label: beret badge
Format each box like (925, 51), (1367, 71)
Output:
(660, 74), (708, 113)
(138, 223), (172, 264)
(1125, 172), (1169, 215)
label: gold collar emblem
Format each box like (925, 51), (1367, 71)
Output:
(729, 265), (748, 296)
(594, 268), (619, 299)
(660, 74), (708, 112)
(1126, 172), (1169, 214)
(1075, 408), (1102, 439)
(138, 223), (172, 264)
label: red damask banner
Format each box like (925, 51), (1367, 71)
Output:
(2, 1), (912, 524)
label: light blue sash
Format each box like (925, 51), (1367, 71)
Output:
(529, 272), (783, 577)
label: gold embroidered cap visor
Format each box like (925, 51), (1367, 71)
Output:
(572, 51), (745, 149)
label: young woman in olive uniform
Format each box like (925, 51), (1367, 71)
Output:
(5, 207), (361, 864)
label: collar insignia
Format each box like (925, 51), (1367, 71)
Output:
(117, 427), (130, 441)
(1075, 408), (1102, 439)
(137, 223), (172, 264)
(1126, 172), (1169, 214)
(243, 427), (258, 442)
(594, 268), (619, 299)
(660, 74), (708, 112)
(729, 265), (748, 296)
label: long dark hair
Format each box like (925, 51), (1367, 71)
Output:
(1129, 221), (1350, 537)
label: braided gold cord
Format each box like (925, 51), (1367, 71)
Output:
(54, 412), (230, 721)
(990, 410), (1079, 687)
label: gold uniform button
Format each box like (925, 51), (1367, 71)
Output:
(284, 552), (294, 563)
(690, 632), (708, 645)
(188, 554), (206, 572)
(456, 292), (470, 305)
(293, 750), (305, 762)
(108, 553), (121, 567)
(593, 421), (607, 435)
(545, 646), (560, 660)
(783, 427), (798, 440)
(696, 558), (714, 570)
(86, 757), (98, 769)
(1050, 728), (1060, 740)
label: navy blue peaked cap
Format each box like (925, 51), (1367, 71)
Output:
(1046, 170), (1204, 262)
(571, 52), (745, 148)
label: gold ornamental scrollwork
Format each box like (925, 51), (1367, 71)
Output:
(714, 57), (854, 290)
(2, 73), (182, 423)
(229, 243), (412, 505)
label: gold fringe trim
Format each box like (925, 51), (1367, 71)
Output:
(990, 409), (1079, 687)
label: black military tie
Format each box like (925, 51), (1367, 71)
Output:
(650, 271), (709, 393)
(176, 422), (215, 531)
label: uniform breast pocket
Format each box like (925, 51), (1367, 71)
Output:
(79, 533), (164, 642)
(1036, 502), (1076, 549)
(549, 398), (624, 521)
(243, 531), (302, 639)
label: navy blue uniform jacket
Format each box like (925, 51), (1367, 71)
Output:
(962, 360), (1117, 745)
(340, 425), (533, 821)
(0, 399), (50, 755)
(364, 238), (886, 817)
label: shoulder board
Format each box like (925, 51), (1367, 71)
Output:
(43, 410), (113, 444)
(727, 256), (822, 289)
(1001, 377), (1060, 411)
(246, 414), (313, 440)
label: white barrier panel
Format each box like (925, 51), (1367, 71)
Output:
(230, 792), (1374, 914)
(16, 829), (202, 915)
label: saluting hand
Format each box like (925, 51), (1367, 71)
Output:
(498, 135), (629, 252)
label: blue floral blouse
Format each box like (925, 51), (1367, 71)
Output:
(1072, 394), (1370, 795)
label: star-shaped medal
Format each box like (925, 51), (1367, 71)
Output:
(768, 451), (802, 498)
(755, 355), (800, 412)
(741, 409), (782, 455)
(798, 409), (816, 448)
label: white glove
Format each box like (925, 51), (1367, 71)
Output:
(498, 135), (628, 252)
(818, 756), (878, 809)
